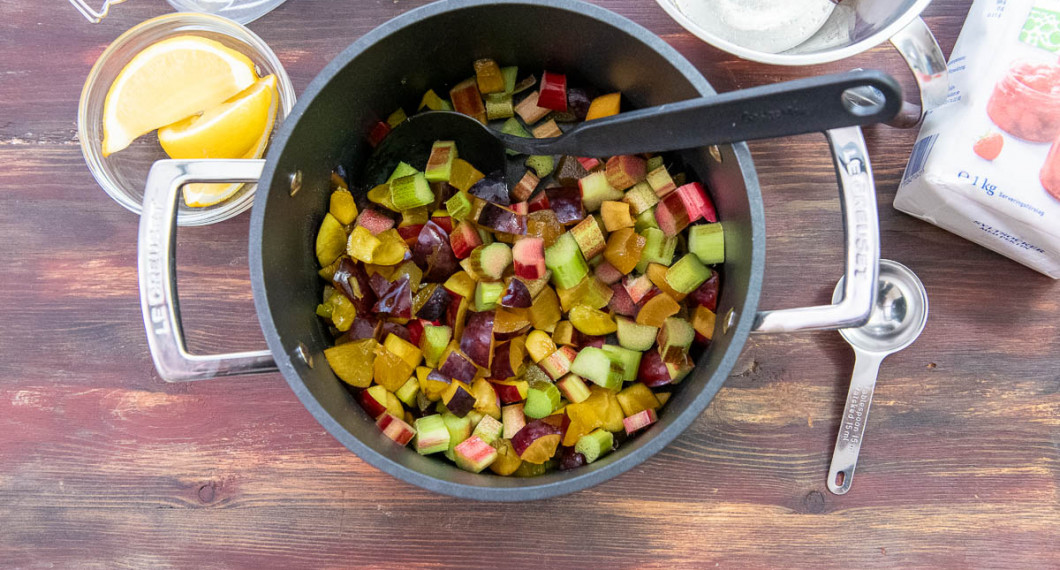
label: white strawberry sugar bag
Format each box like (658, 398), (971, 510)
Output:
(895, 0), (1060, 278)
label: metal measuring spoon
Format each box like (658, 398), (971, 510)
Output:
(827, 259), (928, 494)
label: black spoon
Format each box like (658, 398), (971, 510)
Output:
(364, 69), (901, 185)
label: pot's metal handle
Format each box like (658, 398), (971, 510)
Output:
(138, 159), (277, 382)
(887, 17), (948, 128)
(751, 126), (879, 334)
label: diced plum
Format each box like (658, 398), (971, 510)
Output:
(469, 172), (510, 206)
(332, 258), (377, 314)
(378, 321), (411, 344)
(537, 71), (568, 112)
(527, 191), (551, 213)
(373, 276), (413, 319)
(439, 350), (478, 384)
(501, 277), (533, 308)
(511, 417), (565, 460)
(397, 224), (424, 246)
(413, 220), (459, 282)
(608, 283), (639, 317)
(545, 187), (586, 225)
(460, 309), (496, 368)
(637, 349), (671, 387)
(416, 285), (452, 322)
(557, 446), (588, 470)
(688, 269), (720, 311)
(567, 88), (592, 121)
(478, 203), (528, 235)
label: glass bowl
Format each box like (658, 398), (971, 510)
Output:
(78, 12), (296, 226)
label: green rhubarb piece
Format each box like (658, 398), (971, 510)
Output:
(395, 376), (420, 407)
(636, 227), (677, 273)
(523, 363), (551, 385)
(422, 324), (452, 367)
(659, 317), (695, 361)
(425, 140), (457, 183)
(387, 161), (418, 183)
(646, 156), (664, 172)
(524, 381), (562, 419)
(545, 232), (589, 289)
(486, 93), (515, 120)
(634, 208), (660, 232)
(413, 414), (450, 455)
(471, 414), (503, 444)
(557, 373), (591, 404)
(601, 344), (642, 383)
(571, 347), (623, 391)
(474, 281), (505, 311)
(446, 191), (472, 221)
(624, 181), (659, 215)
(580, 171), (624, 212)
(575, 428), (614, 463)
(501, 66), (518, 93)
(525, 155), (555, 178)
(442, 412), (472, 461)
(665, 253), (711, 294)
(390, 172), (435, 211)
(501, 118), (531, 156)
(615, 316), (659, 352)
(689, 223), (725, 265)
(454, 436), (498, 473)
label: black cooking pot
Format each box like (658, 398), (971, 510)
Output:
(137, 0), (881, 500)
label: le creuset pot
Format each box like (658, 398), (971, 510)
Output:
(137, 0), (881, 500)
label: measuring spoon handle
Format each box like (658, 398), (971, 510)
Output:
(520, 70), (902, 156)
(827, 349), (884, 494)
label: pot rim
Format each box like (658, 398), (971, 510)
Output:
(250, 0), (765, 500)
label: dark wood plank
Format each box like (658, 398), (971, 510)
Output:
(0, 0), (1057, 568)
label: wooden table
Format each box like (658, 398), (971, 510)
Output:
(2, 0), (1057, 567)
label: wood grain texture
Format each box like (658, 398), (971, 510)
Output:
(1, 0), (1057, 568)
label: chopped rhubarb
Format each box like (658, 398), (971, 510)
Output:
(512, 171), (540, 202)
(623, 409), (658, 435)
(449, 77), (487, 123)
(454, 435), (498, 473)
(377, 412), (416, 446)
(579, 171), (624, 212)
(537, 71), (568, 111)
(512, 237), (546, 280)
(646, 165), (677, 197)
(689, 222), (725, 265)
(605, 155), (646, 191)
(357, 208), (396, 235)
(545, 232), (589, 289)
(478, 203), (527, 235)
(468, 242), (512, 281)
(449, 221), (482, 260)
(514, 91), (550, 124)
(570, 216), (606, 259)
(425, 140), (457, 183)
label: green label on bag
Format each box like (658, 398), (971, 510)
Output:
(1021, 7), (1060, 52)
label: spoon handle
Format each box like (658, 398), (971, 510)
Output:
(519, 70), (902, 156)
(827, 349), (884, 495)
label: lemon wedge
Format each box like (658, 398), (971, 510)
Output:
(102, 35), (258, 157)
(158, 74), (279, 208)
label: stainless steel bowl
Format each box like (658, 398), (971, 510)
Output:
(655, 0), (949, 126)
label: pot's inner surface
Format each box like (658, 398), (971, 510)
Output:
(252, 0), (761, 498)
